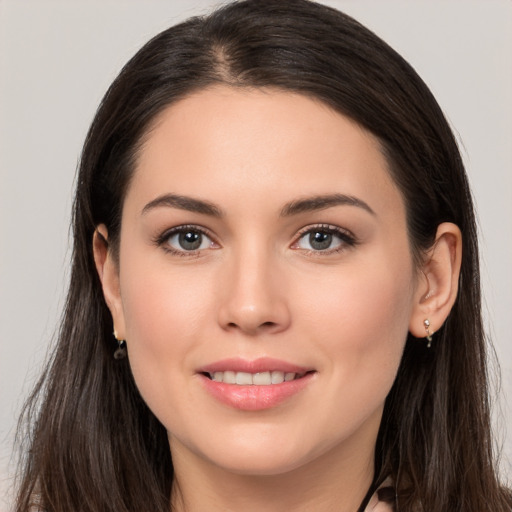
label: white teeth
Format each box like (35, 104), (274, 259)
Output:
(223, 370), (236, 384)
(235, 372), (253, 385)
(210, 371), (303, 385)
(271, 371), (285, 384)
(253, 372), (272, 385)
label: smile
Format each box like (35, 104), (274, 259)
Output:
(208, 370), (306, 385)
(198, 358), (315, 411)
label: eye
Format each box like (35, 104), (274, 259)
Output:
(156, 225), (217, 255)
(293, 225), (356, 253)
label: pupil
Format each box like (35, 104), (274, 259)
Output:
(179, 231), (202, 250)
(309, 231), (332, 250)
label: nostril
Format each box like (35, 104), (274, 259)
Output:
(225, 320), (278, 333)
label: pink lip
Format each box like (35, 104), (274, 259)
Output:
(198, 357), (311, 374)
(197, 357), (315, 411)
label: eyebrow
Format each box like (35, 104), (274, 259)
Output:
(280, 194), (375, 217)
(141, 194), (223, 217)
(141, 192), (375, 218)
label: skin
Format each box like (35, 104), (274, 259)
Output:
(94, 86), (462, 512)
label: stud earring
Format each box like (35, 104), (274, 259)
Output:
(423, 319), (433, 348)
(113, 330), (127, 360)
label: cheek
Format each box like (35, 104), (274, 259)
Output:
(298, 255), (415, 389)
(118, 255), (215, 409)
(121, 252), (213, 341)
(302, 258), (413, 334)
(289, 268), (414, 444)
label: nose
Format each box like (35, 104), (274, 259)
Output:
(216, 248), (291, 336)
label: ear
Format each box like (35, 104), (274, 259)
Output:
(409, 222), (462, 339)
(93, 224), (126, 339)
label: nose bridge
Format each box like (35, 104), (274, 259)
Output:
(217, 240), (290, 335)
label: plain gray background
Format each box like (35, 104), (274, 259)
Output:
(1, 1), (511, 508)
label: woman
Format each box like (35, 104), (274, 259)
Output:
(14, 1), (511, 510)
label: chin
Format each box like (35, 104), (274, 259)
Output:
(183, 426), (340, 478)
(206, 448), (314, 477)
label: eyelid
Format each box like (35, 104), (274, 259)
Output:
(290, 223), (358, 253)
(294, 223), (354, 238)
(153, 222), (357, 256)
(154, 224), (220, 255)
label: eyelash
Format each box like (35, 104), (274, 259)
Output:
(154, 223), (358, 257)
(292, 224), (358, 256)
(154, 225), (217, 257)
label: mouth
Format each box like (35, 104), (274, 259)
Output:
(202, 370), (311, 385)
(197, 358), (316, 411)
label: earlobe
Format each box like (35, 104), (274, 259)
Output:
(409, 222), (462, 341)
(93, 225), (126, 339)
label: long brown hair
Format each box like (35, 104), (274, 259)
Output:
(15, 1), (511, 510)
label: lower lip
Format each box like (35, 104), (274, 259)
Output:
(199, 373), (315, 411)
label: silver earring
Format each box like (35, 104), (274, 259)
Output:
(423, 319), (433, 348)
(113, 330), (127, 360)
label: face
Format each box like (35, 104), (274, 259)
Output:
(107, 86), (422, 476)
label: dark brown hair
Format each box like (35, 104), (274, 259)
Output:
(16, 1), (511, 510)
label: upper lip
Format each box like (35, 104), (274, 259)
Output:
(198, 357), (312, 375)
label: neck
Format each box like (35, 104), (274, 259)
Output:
(170, 435), (376, 512)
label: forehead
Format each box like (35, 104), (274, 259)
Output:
(128, 85), (404, 219)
